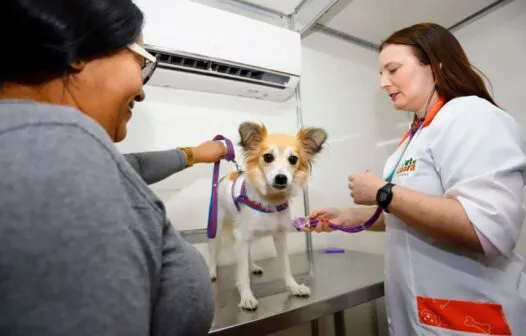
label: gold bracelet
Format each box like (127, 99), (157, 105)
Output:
(178, 147), (194, 167)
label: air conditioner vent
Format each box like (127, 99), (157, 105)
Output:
(146, 48), (290, 90)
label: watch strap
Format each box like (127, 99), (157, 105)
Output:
(178, 147), (194, 167)
(377, 182), (395, 212)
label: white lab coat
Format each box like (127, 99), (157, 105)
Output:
(383, 96), (526, 335)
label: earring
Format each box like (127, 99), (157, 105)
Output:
(69, 60), (86, 72)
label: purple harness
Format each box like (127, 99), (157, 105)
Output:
(231, 172), (289, 213)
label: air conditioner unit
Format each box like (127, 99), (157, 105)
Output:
(133, 0), (301, 102)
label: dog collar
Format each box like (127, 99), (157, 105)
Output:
(232, 173), (289, 213)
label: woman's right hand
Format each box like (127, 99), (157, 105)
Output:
(191, 140), (228, 164)
(302, 208), (349, 233)
(304, 207), (385, 233)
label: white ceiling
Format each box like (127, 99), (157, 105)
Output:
(228, 0), (501, 45)
(317, 0), (498, 44)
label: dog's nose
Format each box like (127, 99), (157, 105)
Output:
(274, 174), (288, 185)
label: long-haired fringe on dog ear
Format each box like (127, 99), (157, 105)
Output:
(238, 122), (267, 153)
(297, 127), (328, 157)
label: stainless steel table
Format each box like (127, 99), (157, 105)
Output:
(209, 249), (385, 335)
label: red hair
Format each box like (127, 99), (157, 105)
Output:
(380, 23), (497, 107)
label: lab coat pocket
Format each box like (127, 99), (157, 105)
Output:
(410, 247), (526, 335)
(415, 279), (526, 335)
(416, 296), (513, 335)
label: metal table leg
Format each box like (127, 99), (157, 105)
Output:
(310, 319), (319, 336)
(334, 311), (346, 336)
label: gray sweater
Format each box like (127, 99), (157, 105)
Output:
(0, 100), (214, 336)
(124, 149), (187, 185)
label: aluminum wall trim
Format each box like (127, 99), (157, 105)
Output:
(448, 0), (515, 31)
(225, 0), (286, 17)
(312, 24), (381, 51)
(296, 0), (342, 34)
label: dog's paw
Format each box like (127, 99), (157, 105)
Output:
(238, 293), (258, 311)
(288, 283), (311, 297)
(251, 264), (263, 276)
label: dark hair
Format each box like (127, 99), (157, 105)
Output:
(1, 0), (144, 85)
(379, 23), (497, 107)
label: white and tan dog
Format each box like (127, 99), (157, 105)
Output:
(208, 121), (328, 310)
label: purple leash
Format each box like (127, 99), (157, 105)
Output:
(207, 135), (239, 239)
(292, 207), (383, 233)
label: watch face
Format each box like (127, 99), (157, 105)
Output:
(378, 191), (387, 202)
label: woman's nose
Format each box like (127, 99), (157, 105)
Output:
(380, 73), (390, 89)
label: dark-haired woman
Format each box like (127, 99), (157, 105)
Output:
(305, 23), (526, 335)
(0, 1), (214, 335)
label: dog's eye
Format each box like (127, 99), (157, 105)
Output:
(263, 153), (274, 163)
(288, 155), (298, 165)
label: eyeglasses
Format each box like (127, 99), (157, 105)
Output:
(128, 43), (158, 85)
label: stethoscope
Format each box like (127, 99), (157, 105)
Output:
(293, 84), (438, 233)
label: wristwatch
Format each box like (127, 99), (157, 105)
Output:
(376, 183), (395, 212)
(178, 147), (194, 167)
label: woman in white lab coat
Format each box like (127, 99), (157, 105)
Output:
(306, 23), (526, 335)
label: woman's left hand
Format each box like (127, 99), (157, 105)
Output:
(348, 171), (386, 206)
(192, 140), (228, 164)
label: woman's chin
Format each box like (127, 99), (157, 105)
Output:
(114, 124), (128, 143)
(392, 100), (407, 111)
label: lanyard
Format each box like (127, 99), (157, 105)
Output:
(384, 121), (421, 182)
(385, 94), (446, 182)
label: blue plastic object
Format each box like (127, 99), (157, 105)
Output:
(321, 247), (346, 254)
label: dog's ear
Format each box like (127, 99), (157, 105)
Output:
(297, 127), (328, 157)
(238, 122), (267, 152)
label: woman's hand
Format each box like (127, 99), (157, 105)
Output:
(301, 207), (386, 233)
(192, 140), (228, 164)
(348, 171), (385, 206)
(301, 208), (350, 233)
